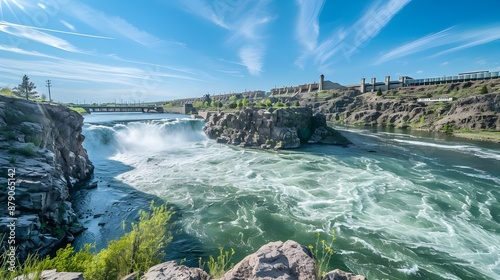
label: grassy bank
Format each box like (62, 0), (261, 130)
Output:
(68, 107), (89, 115)
(452, 130), (500, 142)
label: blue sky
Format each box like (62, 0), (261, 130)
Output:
(1, 0), (499, 103)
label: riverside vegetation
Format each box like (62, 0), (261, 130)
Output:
(0, 202), (338, 280)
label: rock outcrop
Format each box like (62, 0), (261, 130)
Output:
(432, 93), (500, 130)
(0, 96), (93, 259)
(13, 270), (84, 280)
(313, 86), (499, 132)
(203, 107), (351, 149)
(220, 240), (316, 280)
(139, 261), (212, 280)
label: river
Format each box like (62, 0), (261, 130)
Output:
(75, 112), (500, 280)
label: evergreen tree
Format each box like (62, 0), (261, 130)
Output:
(13, 75), (38, 100)
(376, 88), (382, 96)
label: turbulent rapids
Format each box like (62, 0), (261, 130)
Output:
(80, 113), (500, 280)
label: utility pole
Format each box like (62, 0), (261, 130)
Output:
(46, 80), (52, 102)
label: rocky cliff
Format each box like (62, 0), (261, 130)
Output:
(0, 96), (93, 259)
(203, 107), (351, 149)
(315, 91), (499, 131)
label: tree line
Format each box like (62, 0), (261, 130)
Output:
(1, 75), (46, 101)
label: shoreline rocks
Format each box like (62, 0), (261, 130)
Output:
(0, 96), (93, 260)
(29, 240), (366, 280)
(203, 107), (351, 149)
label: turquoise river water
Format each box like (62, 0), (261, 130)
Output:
(79, 112), (500, 280)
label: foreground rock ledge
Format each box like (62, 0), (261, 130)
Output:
(203, 107), (351, 149)
(29, 240), (366, 280)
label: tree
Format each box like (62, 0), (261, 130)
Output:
(241, 98), (248, 107)
(376, 88), (382, 96)
(202, 94), (211, 107)
(13, 75), (38, 100)
(480, 85), (488, 94)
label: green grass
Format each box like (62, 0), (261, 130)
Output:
(452, 130), (500, 142)
(68, 107), (88, 115)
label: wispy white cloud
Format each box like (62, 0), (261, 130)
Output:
(475, 58), (487, 65)
(63, 2), (164, 47)
(0, 55), (202, 89)
(0, 21), (114, 40)
(60, 20), (75, 31)
(0, 21), (82, 53)
(176, 0), (271, 76)
(295, 0), (325, 52)
(0, 45), (55, 58)
(375, 25), (500, 64)
(239, 46), (264, 76)
(441, 61), (449, 66)
(297, 0), (411, 67)
(175, 0), (229, 28)
(374, 27), (453, 65)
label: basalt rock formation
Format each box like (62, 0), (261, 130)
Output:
(312, 85), (499, 132)
(203, 107), (351, 149)
(0, 96), (93, 260)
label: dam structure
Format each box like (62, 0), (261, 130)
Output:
(356, 70), (500, 93)
(270, 74), (344, 96)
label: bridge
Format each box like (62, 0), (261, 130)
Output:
(80, 105), (164, 114)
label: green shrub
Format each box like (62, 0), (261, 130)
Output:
(41, 244), (94, 273)
(376, 88), (382, 96)
(85, 202), (174, 280)
(480, 85), (488, 94)
(192, 101), (204, 108)
(4, 109), (26, 125)
(20, 125), (32, 135)
(294, 101), (300, 107)
(308, 230), (336, 280)
(200, 247), (235, 279)
(8, 144), (38, 157)
(442, 122), (454, 134)
(25, 135), (42, 147)
(5, 131), (17, 141)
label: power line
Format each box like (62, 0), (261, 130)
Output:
(46, 80), (52, 102)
